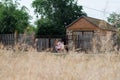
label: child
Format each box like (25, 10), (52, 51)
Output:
(55, 40), (61, 52)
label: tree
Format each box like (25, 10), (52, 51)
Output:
(25, 25), (37, 35)
(107, 12), (120, 28)
(0, 0), (30, 34)
(107, 12), (120, 46)
(32, 0), (86, 36)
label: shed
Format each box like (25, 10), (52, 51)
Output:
(66, 16), (116, 50)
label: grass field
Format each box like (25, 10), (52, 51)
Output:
(0, 50), (120, 80)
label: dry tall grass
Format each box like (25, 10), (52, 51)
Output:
(92, 32), (118, 53)
(0, 50), (120, 80)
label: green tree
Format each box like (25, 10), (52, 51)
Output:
(107, 12), (120, 28)
(25, 25), (37, 35)
(107, 12), (120, 46)
(0, 0), (30, 34)
(32, 0), (86, 36)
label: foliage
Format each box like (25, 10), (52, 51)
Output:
(107, 12), (120, 47)
(0, 0), (30, 34)
(107, 12), (120, 28)
(35, 18), (65, 36)
(25, 25), (37, 35)
(32, 0), (87, 36)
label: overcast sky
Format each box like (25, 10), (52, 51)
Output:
(3, 0), (120, 25)
(78, 0), (120, 20)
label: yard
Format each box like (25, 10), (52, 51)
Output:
(0, 50), (120, 80)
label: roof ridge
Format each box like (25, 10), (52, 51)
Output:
(66, 16), (116, 31)
(83, 16), (116, 31)
(66, 16), (84, 28)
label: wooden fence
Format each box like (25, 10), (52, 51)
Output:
(0, 34), (62, 51)
(67, 31), (94, 50)
(36, 38), (61, 51)
(0, 33), (100, 51)
(0, 34), (15, 45)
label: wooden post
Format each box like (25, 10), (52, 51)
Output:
(14, 30), (18, 45)
(48, 35), (51, 48)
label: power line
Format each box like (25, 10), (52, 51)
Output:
(82, 5), (111, 14)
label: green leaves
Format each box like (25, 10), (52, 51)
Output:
(107, 12), (120, 28)
(0, 0), (30, 34)
(32, 0), (87, 36)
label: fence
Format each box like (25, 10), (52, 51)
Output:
(0, 34), (63, 51)
(0, 34), (15, 45)
(67, 31), (94, 50)
(0, 33), (116, 52)
(0, 34), (34, 45)
(0, 33), (92, 51)
(36, 38), (61, 51)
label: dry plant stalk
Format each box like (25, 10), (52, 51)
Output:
(92, 32), (117, 53)
(0, 50), (120, 80)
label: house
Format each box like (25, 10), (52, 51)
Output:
(66, 16), (116, 50)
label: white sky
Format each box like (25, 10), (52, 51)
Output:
(78, 0), (120, 20)
(18, 0), (36, 25)
(1, 0), (120, 25)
